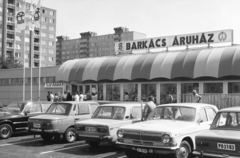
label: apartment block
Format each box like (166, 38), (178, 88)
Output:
(0, 0), (56, 67)
(56, 27), (146, 65)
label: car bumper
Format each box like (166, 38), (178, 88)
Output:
(116, 142), (177, 154)
(29, 128), (60, 133)
(192, 150), (240, 158)
(78, 134), (113, 142)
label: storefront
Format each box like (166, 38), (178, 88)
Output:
(56, 30), (240, 107)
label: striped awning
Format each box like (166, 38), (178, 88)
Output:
(56, 46), (240, 82)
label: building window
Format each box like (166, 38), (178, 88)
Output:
(106, 84), (120, 101)
(203, 83), (223, 93)
(123, 84), (138, 101)
(15, 44), (21, 49)
(25, 46), (29, 51)
(25, 30), (30, 34)
(160, 83), (177, 104)
(181, 83), (199, 94)
(16, 36), (21, 41)
(141, 83), (156, 102)
(42, 9), (45, 14)
(48, 57), (54, 61)
(42, 40), (46, 45)
(41, 33), (46, 37)
(49, 18), (54, 23)
(49, 49), (54, 54)
(49, 41), (54, 46)
(15, 52), (21, 58)
(49, 26), (54, 31)
(42, 48), (46, 53)
(49, 11), (54, 16)
(41, 24), (47, 29)
(25, 37), (29, 42)
(228, 82), (240, 93)
(49, 34), (54, 39)
(42, 17), (47, 22)
(24, 54), (28, 59)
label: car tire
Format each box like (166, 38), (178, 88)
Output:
(41, 134), (54, 141)
(124, 149), (142, 158)
(88, 141), (100, 147)
(175, 141), (192, 158)
(64, 127), (76, 143)
(0, 124), (12, 139)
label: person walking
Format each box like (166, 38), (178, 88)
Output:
(142, 96), (156, 121)
(192, 90), (202, 103)
(74, 92), (80, 101)
(58, 92), (62, 102)
(79, 92), (84, 101)
(62, 91), (67, 101)
(46, 91), (51, 101)
(54, 93), (59, 102)
(66, 92), (72, 101)
(50, 92), (54, 102)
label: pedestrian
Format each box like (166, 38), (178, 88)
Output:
(79, 92), (84, 101)
(74, 91), (80, 101)
(50, 92), (54, 102)
(58, 92), (62, 102)
(166, 92), (174, 104)
(62, 91), (67, 101)
(66, 92), (72, 101)
(54, 93), (59, 102)
(124, 92), (129, 101)
(193, 90), (202, 103)
(142, 96), (156, 121)
(46, 91), (51, 101)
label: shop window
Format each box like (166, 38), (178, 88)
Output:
(141, 84), (156, 102)
(106, 84), (120, 101)
(203, 83), (223, 93)
(181, 83), (199, 94)
(123, 84), (138, 101)
(160, 83), (177, 104)
(228, 82), (240, 93)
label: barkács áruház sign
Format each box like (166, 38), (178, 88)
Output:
(115, 29), (233, 53)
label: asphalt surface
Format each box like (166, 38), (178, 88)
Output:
(0, 132), (176, 158)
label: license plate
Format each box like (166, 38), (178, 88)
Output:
(33, 123), (41, 128)
(217, 143), (235, 151)
(85, 127), (96, 132)
(136, 148), (148, 153)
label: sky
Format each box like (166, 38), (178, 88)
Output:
(38, 0), (240, 45)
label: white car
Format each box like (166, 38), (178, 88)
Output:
(116, 103), (218, 158)
(75, 103), (143, 147)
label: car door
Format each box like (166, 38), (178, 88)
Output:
(130, 106), (142, 123)
(22, 102), (42, 128)
(197, 108), (211, 130)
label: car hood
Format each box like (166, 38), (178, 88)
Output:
(75, 119), (124, 126)
(0, 112), (14, 118)
(29, 114), (69, 121)
(120, 120), (194, 133)
(196, 130), (240, 141)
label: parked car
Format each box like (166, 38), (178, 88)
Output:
(116, 103), (218, 158)
(75, 103), (144, 147)
(0, 101), (51, 139)
(28, 101), (99, 143)
(193, 106), (240, 158)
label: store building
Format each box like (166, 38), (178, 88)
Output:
(0, 0), (57, 67)
(1, 29), (240, 109)
(56, 27), (146, 65)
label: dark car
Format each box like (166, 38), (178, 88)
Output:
(193, 106), (240, 158)
(0, 101), (51, 139)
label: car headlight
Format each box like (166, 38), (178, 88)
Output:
(117, 130), (124, 138)
(162, 134), (170, 143)
(51, 120), (63, 124)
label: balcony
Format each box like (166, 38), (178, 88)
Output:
(6, 47), (14, 51)
(34, 59), (39, 63)
(7, 21), (15, 26)
(34, 43), (40, 46)
(7, 38), (14, 43)
(7, 4), (15, 9)
(7, 30), (14, 34)
(7, 13), (14, 17)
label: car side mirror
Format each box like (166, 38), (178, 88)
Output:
(125, 116), (130, 119)
(24, 110), (30, 116)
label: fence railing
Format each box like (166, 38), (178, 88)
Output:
(180, 94), (240, 110)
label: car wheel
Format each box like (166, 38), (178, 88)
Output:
(41, 134), (54, 141)
(88, 141), (100, 147)
(175, 141), (192, 158)
(124, 149), (142, 158)
(64, 127), (76, 143)
(0, 124), (12, 139)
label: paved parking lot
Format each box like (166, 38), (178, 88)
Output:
(0, 132), (175, 158)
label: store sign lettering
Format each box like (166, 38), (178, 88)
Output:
(115, 29), (233, 52)
(44, 83), (64, 88)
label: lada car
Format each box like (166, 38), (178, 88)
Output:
(28, 101), (99, 143)
(0, 101), (51, 139)
(193, 107), (240, 158)
(116, 103), (218, 158)
(75, 103), (143, 147)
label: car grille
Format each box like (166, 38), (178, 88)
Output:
(123, 131), (162, 146)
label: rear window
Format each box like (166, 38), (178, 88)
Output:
(41, 103), (51, 113)
(46, 103), (72, 115)
(90, 103), (99, 113)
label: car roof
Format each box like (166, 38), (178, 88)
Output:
(157, 103), (216, 109)
(51, 101), (99, 104)
(99, 103), (143, 107)
(218, 106), (240, 112)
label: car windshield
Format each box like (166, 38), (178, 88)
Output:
(5, 102), (27, 114)
(46, 103), (72, 115)
(92, 106), (125, 120)
(211, 112), (240, 130)
(148, 106), (196, 122)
